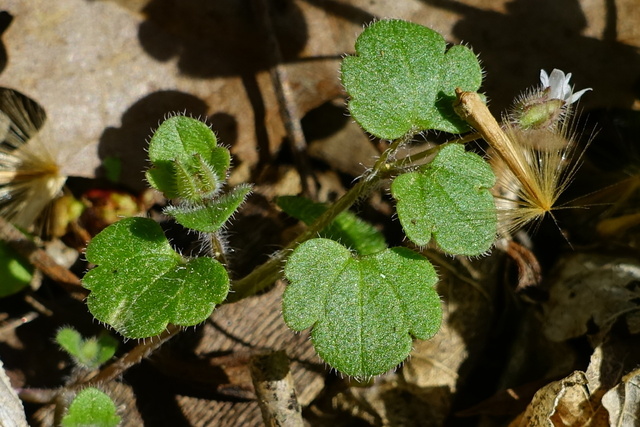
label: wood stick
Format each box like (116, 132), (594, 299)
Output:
(250, 350), (304, 427)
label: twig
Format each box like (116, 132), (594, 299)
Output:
(0, 311), (39, 336)
(253, 0), (317, 199)
(250, 350), (304, 427)
(74, 324), (181, 387)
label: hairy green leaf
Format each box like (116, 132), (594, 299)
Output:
(56, 327), (118, 370)
(164, 184), (252, 232)
(391, 144), (497, 255)
(145, 116), (230, 201)
(276, 195), (387, 255)
(61, 388), (121, 427)
(341, 19), (482, 139)
(82, 217), (229, 338)
(283, 238), (441, 378)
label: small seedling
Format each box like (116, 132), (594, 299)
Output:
(61, 387), (121, 427)
(78, 19), (506, 379)
(54, 329), (121, 427)
(56, 327), (118, 370)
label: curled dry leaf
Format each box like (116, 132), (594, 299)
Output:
(601, 368), (640, 427)
(510, 371), (605, 427)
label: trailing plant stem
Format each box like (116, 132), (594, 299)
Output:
(228, 178), (374, 301)
(73, 324), (181, 388)
(228, 135), (410, 302)
(388, 133), (480, 172)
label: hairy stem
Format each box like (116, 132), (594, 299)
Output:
(387, 132), (480, 172)
(73, 324), (181, 387)
(227, 134), (412, 301)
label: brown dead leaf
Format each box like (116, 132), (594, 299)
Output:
(584, 336), (640, 400)
(0, 358), (27, 427)
(542, 253), (640, 343)
(602, 367), (640, 427)
(511, 371), (607, 427)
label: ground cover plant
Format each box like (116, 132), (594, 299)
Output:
(1, 3), (640, 426)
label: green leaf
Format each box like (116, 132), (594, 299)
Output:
(145, 116), (230, 201)
(56, 327), (118, 370)
(82, 217), (229, 338)
(341, 19), (482, 139)
(61, 388), (121, 427)
(391, 144), (497, 255)
(0, 240), (33, 297)
(283, 238), (441, 378)
(277, 195), (387, 255)
(57, 328), (83, 358)
(164, 184), (252, 232)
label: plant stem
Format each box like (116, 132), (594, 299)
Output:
(74, 324), (181, 388)
(227, 178), (372, 301)
(388, 133), (481, 172)
(227, 134), (411, 301)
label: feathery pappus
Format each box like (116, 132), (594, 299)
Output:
(0, 87), (67, 230)
(456, 69), (592, 237)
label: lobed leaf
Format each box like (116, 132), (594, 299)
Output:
(82, 217), (229, 338)
(283, 238), (441, 377)
(341, 19), (482, 139)
(391, 144), (497, 255)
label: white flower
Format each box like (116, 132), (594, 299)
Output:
(540, 69), (591, 104)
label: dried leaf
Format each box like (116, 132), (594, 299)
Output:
(0, 359), (27, 427)
(513, 371), (603, 427)
(542, 254), (640, 342)
(602, 368), (640, 427)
